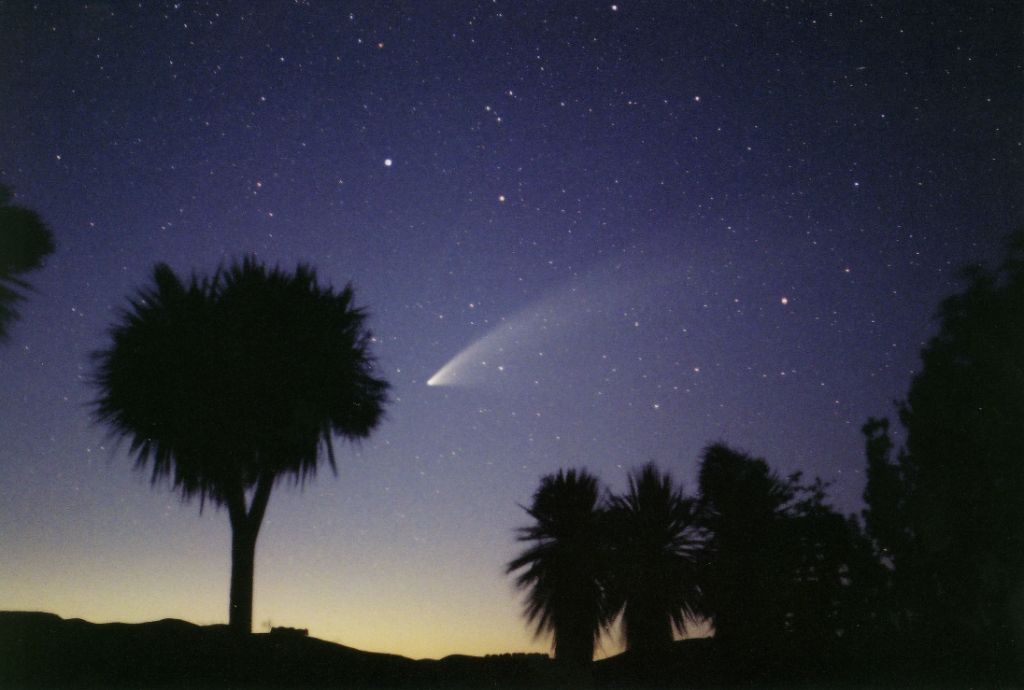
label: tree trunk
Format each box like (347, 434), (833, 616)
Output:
(229, 522), (258, 635)
(225, 474), (274, 635)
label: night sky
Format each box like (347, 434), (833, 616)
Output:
(1, 1), (1020, 660)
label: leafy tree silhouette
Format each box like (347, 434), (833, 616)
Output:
(863, 231), (1024, 674)
(506, 469), (614, 668)
(696, 443), (875, 672)
(696, 443), (793, 650)
(92, 258), (389, 634)
(0, 184), (54, 340)
(861, 417), (911, 569)
(606, 463), (703, 657)
(859, 417), (915, 636)
(779, 477), (884, 655)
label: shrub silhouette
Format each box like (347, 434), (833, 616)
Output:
(92, 258), (389, 634)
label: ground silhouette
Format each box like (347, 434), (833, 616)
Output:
(0, 611), (595, 689)
(3, 610), (986, 689)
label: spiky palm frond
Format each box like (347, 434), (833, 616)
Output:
(0, 184), (55, 339)
(92, 257), (389, 508)
(607, 463), (704, 653)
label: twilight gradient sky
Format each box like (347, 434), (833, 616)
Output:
(0, 1), (1020, 660)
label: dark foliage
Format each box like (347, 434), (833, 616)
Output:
(858, 418), (915, 636)
(92, 258), (389, 633)
(863, 231), (1024, 676)
(696, 443), (878, 668)
(0, 184), (54, 340)
(780, 480), (887, 654)
(605, 463), (703, 657)
(508, 451), (883, 682)
(861, 417), (910, 569)
(695, 443), (793, 650)
(506, 468), (614, 668)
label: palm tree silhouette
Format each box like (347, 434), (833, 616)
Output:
(0, 184), (54, 340)
(506, 469), (613, 667)
(606, 463), (703, 656)
(92, 258), (389, 634)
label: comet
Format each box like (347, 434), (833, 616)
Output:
(426, 303), (542, 387)
(426, 254), (685, 388)
(426, 320), (518, 387)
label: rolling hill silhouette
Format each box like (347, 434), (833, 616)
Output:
(0, 610), (980, 688)
(0, 611), (560, 688)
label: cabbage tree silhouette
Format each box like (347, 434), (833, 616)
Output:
(0, 184), (54, 340)
(92, 258), (389, 634)
(506, 469), (613, 668)
(606, 463), (703, 657)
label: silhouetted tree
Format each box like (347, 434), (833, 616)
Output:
(93, 258), (389, 634)
(696, 443), (793, 649)
(780, 478), (884, 651)
(0, 184), (54, 340)
(696, 443), (875, 668)
(606, 463), (703, 657)
(861, 418), (910, 568)
(863, 231), (1024, 673)
(859, 418), (914, 636)
(507, 469), (613, 668)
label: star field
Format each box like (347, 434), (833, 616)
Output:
(0, 1), (1020, 659)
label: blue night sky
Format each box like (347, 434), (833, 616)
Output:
(0, 1), (1020, 659)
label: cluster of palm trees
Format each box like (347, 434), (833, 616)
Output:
(507, 463), (703, 666)
(507, 447), (872, 667)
